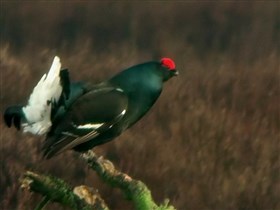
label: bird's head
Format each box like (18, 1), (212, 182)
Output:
(160, 57), (178, 81)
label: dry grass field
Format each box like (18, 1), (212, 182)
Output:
(1, 2), (279, 210)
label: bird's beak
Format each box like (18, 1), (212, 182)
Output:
(171, 69), (179, 76)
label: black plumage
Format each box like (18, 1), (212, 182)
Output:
(4, 58), (178, 158)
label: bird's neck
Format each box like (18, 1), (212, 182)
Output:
(109, 70), (163, 127)
(109, 68), (163, 98)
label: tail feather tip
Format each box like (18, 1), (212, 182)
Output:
(3, 106), (22, 130)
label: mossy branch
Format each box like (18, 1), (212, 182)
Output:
(82, 151), (176, 210)
(21, 171), (108, 210)
(20, 151), (176, 210)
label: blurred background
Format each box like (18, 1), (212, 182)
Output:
(1, 2), (279, 210)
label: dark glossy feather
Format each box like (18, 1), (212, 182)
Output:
(59, 69), (70, 100)
(42, 86), (128, 158)
(3, 106), (23, 130)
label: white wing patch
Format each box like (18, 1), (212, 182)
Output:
(22, 56), (62, 135)
(54, 108), (127, 154)
(76, 123), (104, 130)
(75, 109), (126, 130)
(116, 87), (124, 92)
(120, 109), (126, 116)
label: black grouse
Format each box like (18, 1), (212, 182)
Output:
(4, 56), (178, 158)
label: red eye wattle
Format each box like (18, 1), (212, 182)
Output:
(160, 57), (176, 70)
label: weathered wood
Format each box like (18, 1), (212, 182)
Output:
(21, 171), (108, 210)
(20, 151), (176, 210)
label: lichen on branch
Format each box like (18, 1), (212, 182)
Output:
(82, 151), (176, 210)
(20, 151), (176, 210)
(21, 171), (108, 210)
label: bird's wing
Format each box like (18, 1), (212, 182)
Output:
(42, 87), (128, 158)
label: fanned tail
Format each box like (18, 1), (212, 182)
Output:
(21, 56), (62, 135)
(3, 56), (71, 136)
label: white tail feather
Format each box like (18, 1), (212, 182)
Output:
(22, 56), (62, 135)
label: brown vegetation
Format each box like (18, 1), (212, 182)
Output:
(1, 2), (279, 210)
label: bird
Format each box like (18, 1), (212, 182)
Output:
(4, 56), (178, 159)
